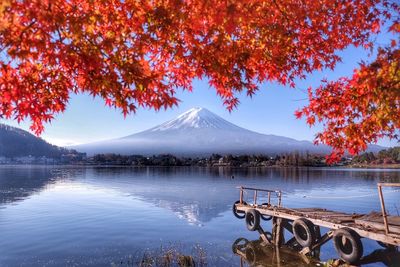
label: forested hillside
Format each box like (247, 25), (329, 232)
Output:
(0, 124), (69, 158)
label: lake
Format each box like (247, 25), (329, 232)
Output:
(0, 166), (399, 266)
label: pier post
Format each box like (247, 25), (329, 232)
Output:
(272, 217), (285, 246)
(377, 183), (390, 234)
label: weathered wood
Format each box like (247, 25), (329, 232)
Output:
(236, 186), (281, 193)
(257, 225), (272, 244)
(355, 219), (400, 235)
(366, 215), (400, 226)
(236, 204), (400, 246)
(278, 191), (282, 207)
(377, 183), (400, 187)
(285, 236), (297, 247)
(304, 211), (347, 215)
(312, 226), (322, 259)
(300, 230), (333, 255)
(378, 184), (390, 234)
(235, 184), (400, 247)
(272, 217), (285, 247)
(295, 208), (327, 212)
(282, 219), (293, 233)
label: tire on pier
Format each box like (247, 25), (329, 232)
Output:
(292, 218), (317, 248)
(333, 228), (363, 264)
(245, 209), (261, 231)
(233, 200), (247, 219)
(260, 203), (273, 221)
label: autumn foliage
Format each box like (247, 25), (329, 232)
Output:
(0, 0), (398, 160)
(297, 23), (400, 162)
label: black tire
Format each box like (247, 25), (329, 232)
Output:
(260, 203), (273, 221)
(232, 238), (249, 254)
(245, 242), (258, 266)
(245, 209), (260, 231)
(292, 218), (316, 248)
(333, 228), (363, 264)
(233, 200), (247, 219)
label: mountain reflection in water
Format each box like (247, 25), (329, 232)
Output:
(0, 166), (399, 266)
(2, 166), (399, 224)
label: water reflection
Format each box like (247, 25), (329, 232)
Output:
(87, 167), (400, 224)
(1, 166), (400, 225)
(0, 167), (58, 205)
(0, 166), (399, 266)
(89, 167), (240, 225)
(89, 166), (400, 182)
(232, 237), (400, 267)
(232, 238), (318, 267)
(0, 166), (84, 206)
(359, 247), (400, 266)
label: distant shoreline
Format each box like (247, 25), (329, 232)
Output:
(0, 164), (399, 169)
(347, 164), (400, 169)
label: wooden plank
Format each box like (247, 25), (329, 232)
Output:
(282, 219), (293, 233)
(377, 183), (400, 187)
(300, 231), (333, 256)
(294, 208), (327, 212)
(257, 225), (272, 244)
(324, 218), (357, 224)
(236, 205), (400, 246)
(317, 214), (356, 218)
(355, 219), (400, 235)
(303, 211), (349, 216)
(237, 186), (281, 193)
(305, 212), (351, 217)
(358, 213), (400, 226)
(367, 216), (400, 226)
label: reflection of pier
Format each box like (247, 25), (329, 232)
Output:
(233, 184), (400, 265)
(232, 237), (400, 267)
(232, 238), (318, 267)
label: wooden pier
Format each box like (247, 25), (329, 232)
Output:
(233, 183), (400, 264)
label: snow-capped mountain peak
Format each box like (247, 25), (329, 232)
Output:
(148, 107), (243, 131)
(73, 107), (337, 156)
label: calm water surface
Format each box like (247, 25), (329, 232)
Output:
(0, 166), (399, 266)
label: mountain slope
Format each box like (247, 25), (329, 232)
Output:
(0, 124), (69, 158)
(74, 107), (334, 156)
(141, 107), (245, 132)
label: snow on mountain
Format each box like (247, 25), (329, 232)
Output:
(74, 107), (332, 156)
(146, 107), (244, 131)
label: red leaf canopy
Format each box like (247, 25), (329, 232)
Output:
(0, 0), (398, 161)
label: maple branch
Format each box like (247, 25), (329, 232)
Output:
(272, 0), (290, 22)
(0, 19), (37, 54)
(56, 27), (64, 42)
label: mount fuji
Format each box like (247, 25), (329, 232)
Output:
(73, 107), (332, 156)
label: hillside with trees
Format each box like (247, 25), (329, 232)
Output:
(0, 124), (77, 158)
(351, 147), (400, 166)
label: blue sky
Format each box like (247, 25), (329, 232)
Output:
(1, 31), (398, 148)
